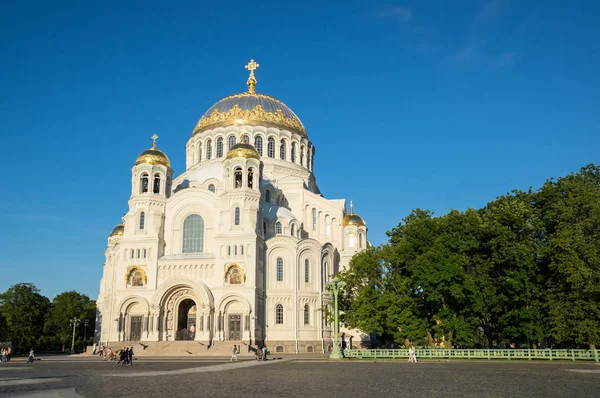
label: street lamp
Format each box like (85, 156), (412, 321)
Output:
(69, 317), (80, 354)
(326, 275), (346, 359)
(83, 319), (90, 351)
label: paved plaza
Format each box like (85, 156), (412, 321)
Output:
(0, 356), (599, 397)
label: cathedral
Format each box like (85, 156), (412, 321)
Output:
(96, 60), (368, 353)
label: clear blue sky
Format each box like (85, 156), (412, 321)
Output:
(1, 0), (598, 300)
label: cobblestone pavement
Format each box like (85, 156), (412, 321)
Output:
(0, 357), (599, 397)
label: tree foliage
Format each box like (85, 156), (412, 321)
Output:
(340, 164), (600, 349)
(0, 284), (95, 352)
(0, 283), (50, 350)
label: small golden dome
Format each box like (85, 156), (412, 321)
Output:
(343, 213), (366, 227)
(226, 142), (260, 160)
(343, 201), (366, 227)
(109, 224), (124, 237)
(135, 134), (171, 167)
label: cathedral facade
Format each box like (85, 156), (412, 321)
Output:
(96, 60), (367, 353)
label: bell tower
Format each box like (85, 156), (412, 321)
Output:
(125, 134), (173, 257)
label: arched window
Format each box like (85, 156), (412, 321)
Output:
(241, 134), (249, 143)
(304, 259), (309, 283)
(262, 220), (267, 237)
(280, 140), (286, 160)
(276, 258), (284, 281)
(228, 135), (236, 150)
(276, 304), (284, 324)
(206, 139), (212, 160)
(325, 215), (331, 238)
(228, 245), (231, 256)
(216, 137), (224, 158)
(143, 248), (147, 258)
(265, 190), (271, 203)
(349, 233), (355, 248)
(268, 137), (275, 158)
(234, 245), (238, 255)
(359, 232), (364, 249)
(182, 214), (205, 253)
(130, 249), (134, 259)
(241, 245), (244, 255)
(197, 144), (202, 163)
(141, 173), (149, 193)
(300, 146), (304, 166)
(254, 136), (263, 156)
(291, 142), (296, 163)
(234, 207), (240, 225)
(139, 212), (145, 230)
(307, 145), (312, 171)
(234, 167), (243, 188)
(275, 222), (282, 234)
(304, 304), (310, 325)
(248, 168), (254, 189)
(137, 249), (140, 258)
(208, 184), (216, 193)
(312, 208), (317, 232)
(290, 224), (295, 237)
(153, 173), (161, 194)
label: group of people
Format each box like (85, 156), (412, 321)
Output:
(0, 347), (12, 363)
(253, 345), (268, 361)
(116, 347), (135, 366)
(93, 344), (134, 365)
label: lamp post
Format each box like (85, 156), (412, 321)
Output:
(326, 275), (346, 359)
(83, 319), (89, 351)
(69, 317), (80, 353)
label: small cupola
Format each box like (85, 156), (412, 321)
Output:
(135, 134), (171, 167)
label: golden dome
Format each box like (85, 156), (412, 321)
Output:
(343, 213), (366, 227)
(226, 142), (260, 160)
(343, 201), (366, 227)
(135, 134), (171, 167)
(192, 60), (307, 137)
(109, 224), (124, 237)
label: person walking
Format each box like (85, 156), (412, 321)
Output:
(128, 346), (134, 366)
(28, 349), (35, 364)
(408, 345), (417, 363)
(230, 345), (238, 362)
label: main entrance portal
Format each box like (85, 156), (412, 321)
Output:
(176, 299), (196, 340)
(130, 316), (142, 341)
(228, 314), (241, 340)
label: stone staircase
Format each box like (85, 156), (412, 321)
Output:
(98, 340), (257, 357)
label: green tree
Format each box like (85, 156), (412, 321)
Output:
(0, 283), (50, 350)
(477, 190), (547, 348)
(387, 209), (482, 348)
(44, 291), (96, 352)
(538, 164), (600, 349)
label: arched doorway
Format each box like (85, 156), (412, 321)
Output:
(176, 299), (196, 340)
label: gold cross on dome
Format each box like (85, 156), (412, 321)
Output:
(151, 133), (159, 148)
(245, 59), (260, 93)
(245, 59), (260, 74)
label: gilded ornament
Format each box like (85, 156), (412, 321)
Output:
(193, 100), (307, 137)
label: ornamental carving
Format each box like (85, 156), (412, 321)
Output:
(193, 104), (307, 137)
